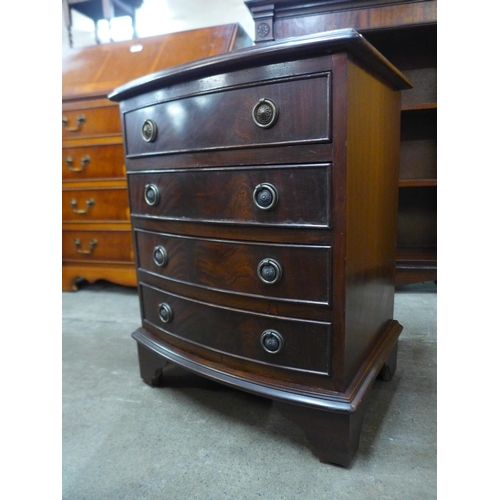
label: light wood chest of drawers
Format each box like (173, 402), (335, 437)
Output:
(62, 24), (250, 291)
(110, 29), (411, 466)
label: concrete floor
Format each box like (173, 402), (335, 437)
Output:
(62, 280), (436, 499)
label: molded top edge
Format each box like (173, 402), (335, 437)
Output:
(109, 28), (412, 101)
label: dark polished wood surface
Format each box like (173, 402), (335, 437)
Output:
(124, 74), (331, 156)
(112, 29), (405, 466)
(128, 165), (331, 227)
(135, 230), (332, 305)
(140, 283), (332, 375)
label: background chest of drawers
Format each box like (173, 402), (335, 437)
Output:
(62, 24), (251, 291)
(110, 29), (411, 467)
(245, 0), (437, 285)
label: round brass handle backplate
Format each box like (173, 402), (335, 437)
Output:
(141, 119), (157, 142)
(153, 246), (168, 267)
(144, 184), (160, 206)
(252, 98), (279, 128)
(257, 258), (283, 285)
(158, 303), (173, 323)
(260, 329), (284, 354)
(253, 183), (279, 211)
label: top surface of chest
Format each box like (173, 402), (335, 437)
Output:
(110, 28), (410, 106)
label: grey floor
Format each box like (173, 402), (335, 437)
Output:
(62, 280), (436, 499)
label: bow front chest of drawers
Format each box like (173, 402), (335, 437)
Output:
(110, 29), (411, 467)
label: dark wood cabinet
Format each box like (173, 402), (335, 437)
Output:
(245, 0), (437, 285)
(110, 29), (410, 466)
(62, 24), (251, 291)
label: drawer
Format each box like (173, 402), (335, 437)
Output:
(62, 187), (130, 223)
(62, 144), (125, 181)
(124, 74), (330, 156)
(141, 284), (331, 375)
(129, 164), (330, 228)
(62, 229), (134, 263)
(136, 230), (331, 304)
(62, 105), (122, 139)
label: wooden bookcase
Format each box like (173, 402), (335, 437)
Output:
(244, 0), (437, 285)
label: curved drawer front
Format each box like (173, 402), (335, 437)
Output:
(129, 164), (330, 227)
(136, 230), (331, 304)
(62, 187), (130, 222)
(62, 105), (122, 139)
(141, 284), (331, 375)
(62, 144), (125, 181)
(62, 229), (134, 263)
(124, 73), (330, 156)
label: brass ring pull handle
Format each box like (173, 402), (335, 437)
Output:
(153, 245), (168, 267)
(73, 238), (97, 255)
(141, 119), (157, 142)
(62, 114), (86, 132)
(70, 198), (95, 214)
(253, 183), (279, 211)
(260, 329), (284, 354)
(65, 155), (91, 172)
(144, 184), (160, 206)
(252, 98), (279, 128)
(257, 258), (283, 285)
(158, 303), (173, 323)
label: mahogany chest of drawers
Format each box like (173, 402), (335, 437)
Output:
(110, 29), (411, 466)
(62, 24), (250, 291)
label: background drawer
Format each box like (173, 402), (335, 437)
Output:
(62, 187), (130, 222)
(124, 74), (330, 156)
(136, 230), (331, 304)
(62, 106), (122, 139)
(129, 164), (330, 228)
(62, 144), (125, 181)
(141, 284), (331, 375)
(62, 229), (134, 263)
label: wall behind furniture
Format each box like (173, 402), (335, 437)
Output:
(62, 0), (255, 50)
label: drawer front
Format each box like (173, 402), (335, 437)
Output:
(62, 106), (121, 139)
(62, 187), (130, 222)
(129, 164), (330, 228)
(62, 229), (134, 263)
(62, 144), (125, 181)
(136, 230), (331, 304)
(124, 74), (330, 156)
(141, 284), (331, 375)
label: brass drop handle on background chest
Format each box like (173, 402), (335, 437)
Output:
(253, 183), (279, 211)
(257, 258), (282, 285)
(260, 329), (284, 354)
(62, 114), (86, 132)
(70, 198), (95, 214)
(158, 303), (173, 323)
(73, 238), (97, 255)
(252, 98), (279, 128)
(65, 155), (91, 172)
